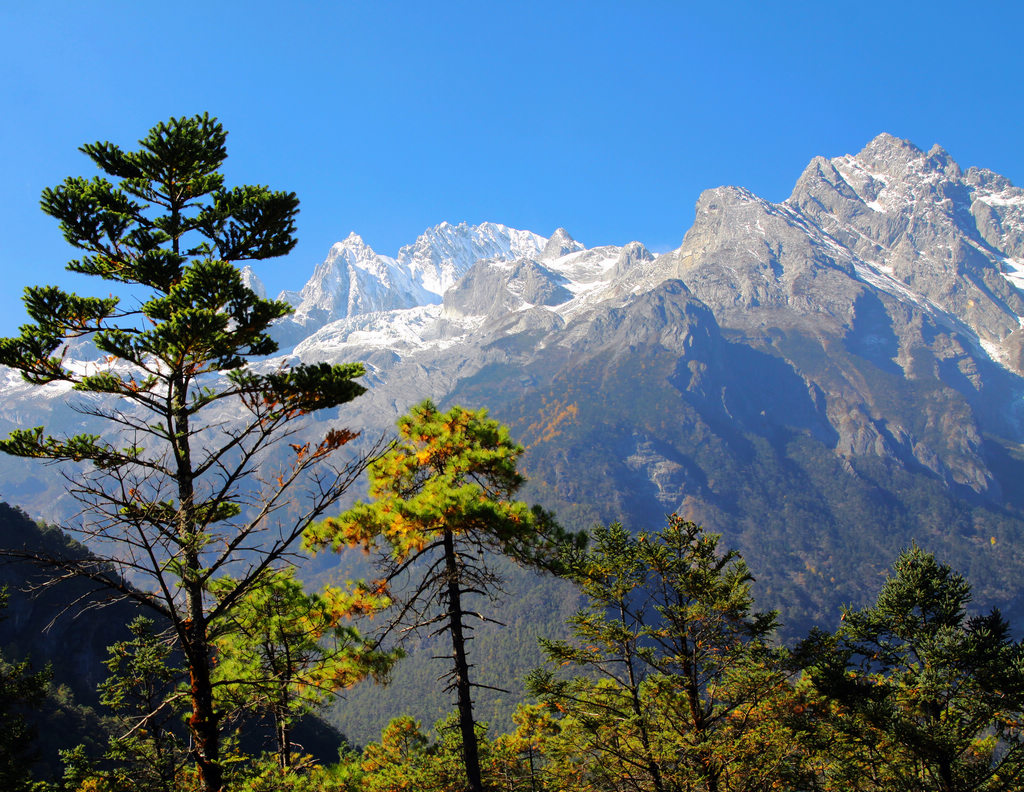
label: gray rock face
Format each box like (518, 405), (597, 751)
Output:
(541, 227), (585, 260)
(4, 134), (1024, 653)
(560, 279), (716, 360)
(788, 134), (1024, 352)
(664, 185), (861, 330)
(573, 133), (1021, 501)
(443, 258), (573, 319)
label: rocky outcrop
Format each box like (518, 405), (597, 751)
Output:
(443, 258), (573, 319)
(4, 134), (1024, 651)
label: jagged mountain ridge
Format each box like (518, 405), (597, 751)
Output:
(259, 134), (1024, 499)
(5, 132), (1024, 742)
(3, 133), (1024, 622)
(269, 221), (550, 345)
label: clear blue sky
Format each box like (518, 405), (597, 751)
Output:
(2, 1), (1021, 336)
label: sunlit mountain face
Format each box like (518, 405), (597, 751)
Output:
(5, 134), (1024, 739)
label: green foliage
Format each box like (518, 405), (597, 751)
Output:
(308, 399), (581, 792)
(210, 568), (401, 768)
(802, 545), (1024, 791)
(55, 617), (186, 792)
(0, 115), (373, 792)
(344, 713), (519, 792)
(97, 617), (185, 792)
(307, 399), (574, 566)
(227, 756), (342, 792)
(528, 516), (801, 792)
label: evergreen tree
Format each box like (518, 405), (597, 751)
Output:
(93, 616), (186, 792)
(210, 567), (401, 769)
(804, 545), (1024, 791)
(351, 712), (526, 792)
(0, 115), (375, 792)
(306, 399), (579, 792)
(528, 517), (798, 792)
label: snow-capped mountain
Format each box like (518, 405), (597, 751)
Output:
(4, 133), (1024, 645)
(270, 221), (550, 345)
(259, 134), (1024, 384)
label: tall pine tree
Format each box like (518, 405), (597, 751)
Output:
(0, 114), (377, 792)
(306, 399), (579, 792)
(527, 517), (796, 792)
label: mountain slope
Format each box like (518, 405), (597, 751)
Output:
(4, 134), (1024, 742)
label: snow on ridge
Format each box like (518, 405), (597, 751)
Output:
(280, 221), (550, 331)
(240, 266), (266, 299)
(1003, 258), (1024, 291)
(544, 245), (622, 286)
(278, 220), (652, 349)
(978, 192), (1024, 208)
(294, 305), (441, 353)
(981, 337), (1015, 370)
(289, 303), (488, 361)
(397, 221), (548, 297)
(832, 153), (897, 213)
(283, 231), (643, 359)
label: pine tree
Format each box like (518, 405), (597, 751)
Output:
(0, 114), (376, 792)
(804, 545), (1024, 791)
(306, 399), (579, 792)
(210, 567), (401, 769)
(96, 616), (186, 792)
(527, 517), (796, 792)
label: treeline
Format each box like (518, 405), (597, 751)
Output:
(330, 518), (1024, 792)
(4, 505), (1024, 791)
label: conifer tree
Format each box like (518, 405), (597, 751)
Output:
(0, 114), (377, 792)
(96, 616), (186, 792)
(306, 399), (579, 792)
(805, 545), (1024, 792)
(528, 517), (795, 792)
(210, 567), (401, 769)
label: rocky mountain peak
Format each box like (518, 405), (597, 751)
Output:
(923, 143), (961, 178)
(612, 241), (654, 279)
(542, 227), (585, 260)
(692, 185), (763, 215)
(966, 166), (1015, 192)
(396, 221), (546, 297)
(781, 134), (1024, 360)
(239, 265), (266, 299)
(853, 132), (926, 177)
(332, 231), (371, 254)
(823, 134), (965, 208)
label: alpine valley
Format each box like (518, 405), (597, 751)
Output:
(4, 133), (1024, 741)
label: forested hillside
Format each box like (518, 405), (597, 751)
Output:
(4, 498), (1024, 791)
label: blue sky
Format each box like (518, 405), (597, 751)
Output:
(1, 1), (1021, 336)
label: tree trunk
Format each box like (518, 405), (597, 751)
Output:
(443, 529), (484, 792)
(620, 604), (666, 792)
(275, 699), (291, 769)
(186, 616), (222, 792)
(175, 389), (223, 792)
